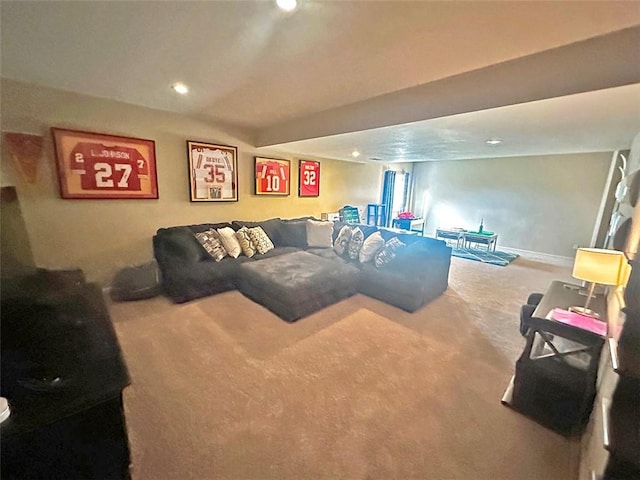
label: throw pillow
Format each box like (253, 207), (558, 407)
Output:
(279, 220), (308, 248)
(347, 227), (364, 260)
(248, 226), (275, 255)
(217, 227), (242, 258)
(232, 219), (283, 246)
(334, 225), (352, 256)
(235, 227), (257, 257)
(374, 237), (406, 268)
(306, 219), (334, 248)
(194, 229), (227, 262)
(359, 231), (385, 263)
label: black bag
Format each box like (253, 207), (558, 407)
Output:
(110, 261), (162, 302)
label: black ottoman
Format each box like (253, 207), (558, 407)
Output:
(236, 251), (359, 322)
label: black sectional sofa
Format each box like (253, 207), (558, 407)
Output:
(153, 218), (452, 321)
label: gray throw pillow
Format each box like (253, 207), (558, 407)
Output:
(334, 225), (352, 256)
(359, 231), (385, 263)
(347, 227), (364, 260)
(194, 229), (227, 262)
(306, 220), (334, 248)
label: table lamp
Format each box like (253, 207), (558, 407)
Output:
(569, 247), (629, 318)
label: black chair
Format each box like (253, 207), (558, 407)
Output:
(519, 292), (544, 337)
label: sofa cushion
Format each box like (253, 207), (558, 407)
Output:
(162, 256), (251, 304)
(253, 246), (300, 260)
(235, 227), (257, 257)
(217, 227), (242, 258)
(187, 222), (233, 234)
(334, 225), (352, 256)
(306, 220), (334, 248)
(248, 226), (275, 254)
(194, 229), (227, 262)
(307, 247), (348, 262)
(374, 237), (406, 268)
(235, 251), (359, 322)
(359, 231), (385, 263)
(279, 219), (307, 248)
(347, 227), (365, 260)
(379, 229), (436, 247)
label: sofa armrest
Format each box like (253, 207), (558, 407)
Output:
(153, 227), (206, 268)
(383, 240), (451, 277)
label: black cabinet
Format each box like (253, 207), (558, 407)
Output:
(1, 270), (131, 479)
(504, 281), (606, 436)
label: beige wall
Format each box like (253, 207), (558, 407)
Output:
(411, 153), (611, 258)
(1, 79), (383, 284)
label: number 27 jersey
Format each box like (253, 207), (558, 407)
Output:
(70, 143), (148, 191)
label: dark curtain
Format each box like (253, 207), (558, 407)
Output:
(381, 170), (395, 227)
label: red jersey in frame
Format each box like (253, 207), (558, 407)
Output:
(255, 157), (290, 195)
(298, 160), (320, 197)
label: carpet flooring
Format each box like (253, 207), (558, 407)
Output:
(108, 254), (579, 480)
(451, 247), (519, 266)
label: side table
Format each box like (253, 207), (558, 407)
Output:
(392, 217), (425, 235)
(502, 280), (606, 436)
(464, 232), (498, 251)
(435, 228), (465, 248)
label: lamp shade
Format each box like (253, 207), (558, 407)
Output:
(572, 248), (628, 286)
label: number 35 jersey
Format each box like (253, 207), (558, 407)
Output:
(70, 143), (148, 191)
(191, 147), (235, 198)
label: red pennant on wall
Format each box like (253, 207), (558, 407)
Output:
(3, 132), (43, 183)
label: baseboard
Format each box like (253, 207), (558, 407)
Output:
(498, 246), (574, 267)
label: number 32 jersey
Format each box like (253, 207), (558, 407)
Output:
(70, 142), (148, 191)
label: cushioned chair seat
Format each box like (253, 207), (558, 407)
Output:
(520, 292), (544, 337)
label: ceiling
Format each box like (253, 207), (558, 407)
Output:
(2, 1), (640, 162)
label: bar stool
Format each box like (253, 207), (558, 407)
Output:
(366, 203), (386, 226)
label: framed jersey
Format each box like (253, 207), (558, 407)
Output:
(298, 160), (320, 197)
(255, 157), (290, 196)
(52, 128), (158, 199)
(187, 141), (238, 202)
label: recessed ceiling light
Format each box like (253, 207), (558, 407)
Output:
(486, 139), (502, 145)
(171, 83), (189, 95)
(351, 150), (361, 158)
(276, 0), (297, 12)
